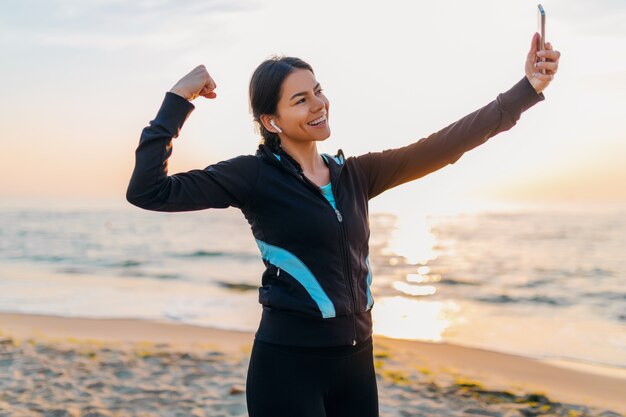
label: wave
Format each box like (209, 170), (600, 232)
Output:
(475, 294), (571, 306)
(215, 281), (258, 292)
(438, 278), (481, 286)
(582, 291), (626, 301)
(170, 250), (258, 260)
(107, 260), (142, 268)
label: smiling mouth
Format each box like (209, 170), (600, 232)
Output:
(307, 115), (327, 127)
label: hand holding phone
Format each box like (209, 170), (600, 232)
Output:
(525, 4), (560, 94)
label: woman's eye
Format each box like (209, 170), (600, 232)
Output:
(296, 89), (324, 105)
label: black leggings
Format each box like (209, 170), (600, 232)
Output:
(246, 335), (379, 417)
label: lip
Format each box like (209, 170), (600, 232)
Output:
(307, 113), (328, 128)
(307, 112), (327, 123)
(308, 119), (328, 129)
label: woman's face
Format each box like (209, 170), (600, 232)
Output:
(263, 68), (330, 144)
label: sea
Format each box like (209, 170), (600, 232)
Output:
(1, 197), (625, 379)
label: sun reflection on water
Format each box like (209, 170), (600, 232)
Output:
(406, 272), (441, 283)
(371, 296), (463, 342)
(368, 209), (465, 341)
(392, 281), (437, 296)
(382, 213), (438, 266)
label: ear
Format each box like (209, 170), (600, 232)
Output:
(260, 114), (279, 133)
(259, 114), (271, 131)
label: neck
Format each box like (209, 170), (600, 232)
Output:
(279, 139), (325, 173)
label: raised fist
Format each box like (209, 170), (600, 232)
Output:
(169, 65), (217, 101)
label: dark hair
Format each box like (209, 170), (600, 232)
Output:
(249, 55), (314, 172)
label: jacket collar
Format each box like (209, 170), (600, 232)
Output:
(257, 144), (346, 186)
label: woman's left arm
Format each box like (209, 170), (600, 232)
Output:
(352, 33), (561, 201)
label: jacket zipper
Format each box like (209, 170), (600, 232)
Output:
(304, 171), (359, 346)
(264, 151), (359, 346)
(336, 207), (359, 346)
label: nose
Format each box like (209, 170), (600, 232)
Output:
(312, 95), (326, 113)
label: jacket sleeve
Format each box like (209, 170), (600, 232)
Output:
(126, 92), (259, 212)
(352, 76), (545, 200)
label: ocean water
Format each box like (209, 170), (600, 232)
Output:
(1, 198), (625, 379)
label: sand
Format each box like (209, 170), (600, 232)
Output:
(0, 312), (624, 417)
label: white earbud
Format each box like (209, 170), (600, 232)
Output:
(270, 119), (283, 133)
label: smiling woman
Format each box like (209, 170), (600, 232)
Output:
(126, 33), (559, 416)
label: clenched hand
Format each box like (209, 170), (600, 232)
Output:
(169, 65), (217, 102)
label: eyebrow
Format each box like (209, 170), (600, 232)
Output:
(290, 82), (321, 101)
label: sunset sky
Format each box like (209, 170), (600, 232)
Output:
(1, 0), (625, 213)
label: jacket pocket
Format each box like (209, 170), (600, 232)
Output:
(356, 248), (364, 311)
(259, 264), (337, 319)
(360, 249), (375, 312)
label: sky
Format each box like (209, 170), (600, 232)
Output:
(1, 0), (625, 214)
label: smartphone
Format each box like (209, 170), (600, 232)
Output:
(537, 4), (546, 74)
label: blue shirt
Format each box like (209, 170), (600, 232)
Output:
(319, 182), (336, 210)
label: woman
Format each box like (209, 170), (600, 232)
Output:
(126, 32), (560, 417)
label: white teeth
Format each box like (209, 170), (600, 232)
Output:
(308, 115), (326, 126)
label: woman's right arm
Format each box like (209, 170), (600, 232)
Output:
(126, 67), (259, 212)
(352, 34), (560, 201)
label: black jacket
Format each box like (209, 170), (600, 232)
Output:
(127, 76), (544, 347)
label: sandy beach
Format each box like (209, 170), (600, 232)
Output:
(0, 312), (624, 417)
